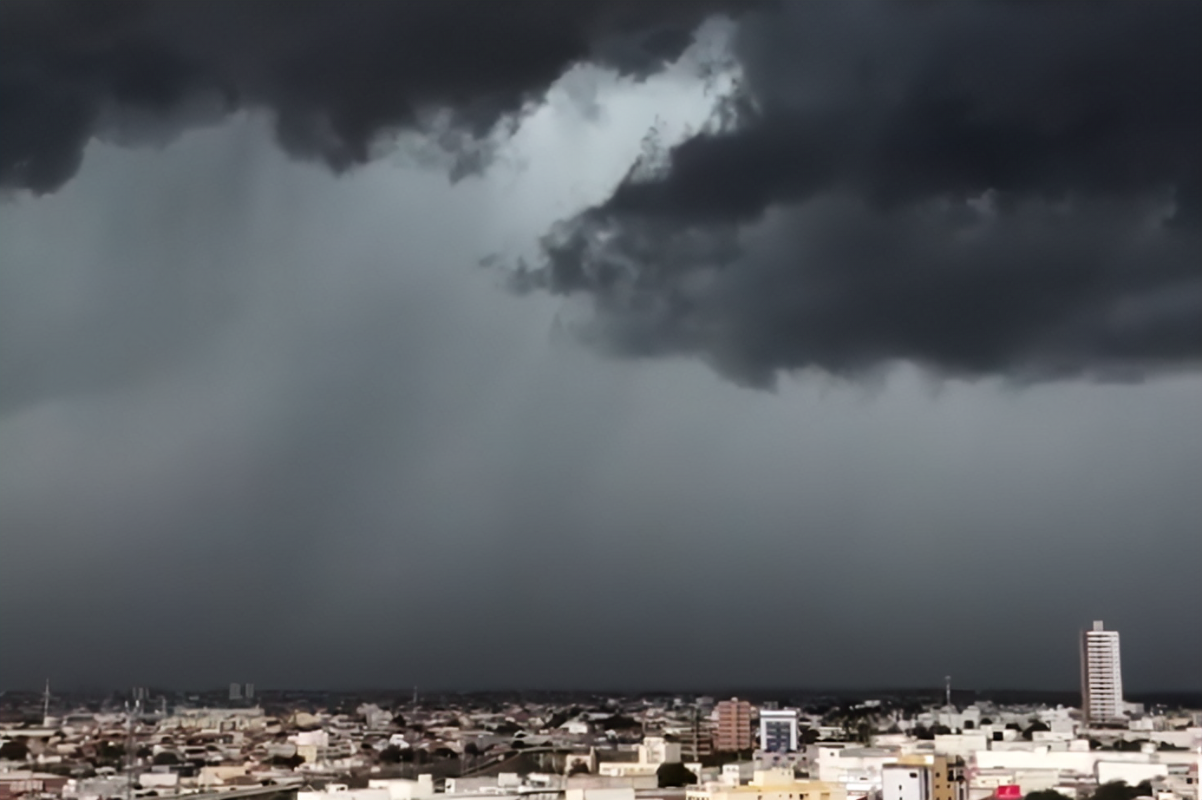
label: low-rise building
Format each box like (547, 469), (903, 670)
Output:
(1, 771), (70, 800)
(882, 755), (966, 800)
(688, 768), (847, 800)
(368, 775), (436, 800)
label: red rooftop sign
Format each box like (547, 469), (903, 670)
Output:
(997, 786), (1023, 799)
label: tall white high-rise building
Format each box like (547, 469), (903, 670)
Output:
(760, 708), (799, 753)
(1080, 620), (1123, 724)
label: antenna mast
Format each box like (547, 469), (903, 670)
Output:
(126, 688), (143, 800)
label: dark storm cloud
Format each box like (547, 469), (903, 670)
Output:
(0, 0), (750, 192)
(520, 0), (1202, 385)
(4, 0), (1202, 697)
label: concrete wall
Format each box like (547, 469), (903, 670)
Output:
(1095, 761), (1169, 785)
(565, 787), (636, 800)
(883, 767), (930, 800)
(299, 790), (390, 800)
(368, 775), (434, 800)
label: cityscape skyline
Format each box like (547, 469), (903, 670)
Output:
(2, 672), (1198, 800)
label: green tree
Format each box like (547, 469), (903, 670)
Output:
(97, 741), (125, 760)
(599, 715), (641, 731)
(657, 763), (698, 788)
(1022, 722), (1050, 741)
(1113, 740), (1147, 752)
(1091, 781), (1152, 800)
(270, 754), (304, 769)
(1025, 790), (1066, 800)
(0, 738), (30, 761)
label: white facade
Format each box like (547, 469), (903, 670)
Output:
(761, 710), (800, 753)
(641, 736), (682, 765)
(882, 765), (931, 800)
(368, 776), (435, 800)
(294, 730), (331, 747)
(817, 747), (900, 788)
(300, 789), (390, 800)
(1095, 762), (1169, 785)
(160, 707), (266, 731)
(687, 770), (847, 800)
(722, 763), (757, 786)
(597, 736), (681, 778)
(1080, 620), (1124, 723)
(137, 773), (179, 790)
(565, 788), (636, 800)
(932, 735), (989, 759)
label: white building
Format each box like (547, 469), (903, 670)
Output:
(300, 787), (391, 800)
(882, 756), (966, 800)
(1095, 762), (1169, 786)
(761, 710), (800, 754)
(368, 776), (435, 800)
(1080, 620), (1124, 724)
(138, 773), (180, 791)
(816, 746), (900, 791)
(160, 707), (266, 732)
(932, 735), (989, 759)
(883, 764), (931, 800)
(596, 737), (682, 778)
(292, 728), (331, 765)
(721, 763), (757, 786)
(565, 789), (636, 800)
(688, 769), (847, 800)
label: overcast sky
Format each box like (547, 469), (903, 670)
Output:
(1, 0), (1200, 694)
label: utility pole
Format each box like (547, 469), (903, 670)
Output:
(42, 679), (51, 725)
(126, 689), (143, 800)
(945, 676), (952, 708)
(125, 699), (134, 800)
(692, 706), (699, 764)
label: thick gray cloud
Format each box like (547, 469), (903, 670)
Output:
(2, 105), (1200, 694)
(0, 0), (751, 192)
(521, 0), (1202, 385)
